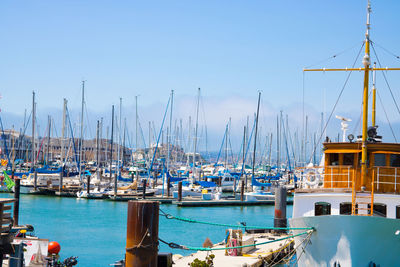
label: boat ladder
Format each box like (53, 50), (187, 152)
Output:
(351, 170), (375, 216)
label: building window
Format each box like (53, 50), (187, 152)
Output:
(396, 206), (400, 219)
(390, 154), (400, 167)
(315, 202), (331, 216)
(368, 203), (387, 217)
(374, 153), (386, 167)
(343, 153), (354, 166)
(329, 154), (339, 166)
(339, 202), (355, 215)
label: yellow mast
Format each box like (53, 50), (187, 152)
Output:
(360, 0), (371, 190)
(372, 62), (377, 127)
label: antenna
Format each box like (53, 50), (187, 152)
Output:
(335, 115), (352, 142)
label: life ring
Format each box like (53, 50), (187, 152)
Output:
(304, 170), (320, 186)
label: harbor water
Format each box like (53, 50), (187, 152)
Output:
(4, 193), (292, 266)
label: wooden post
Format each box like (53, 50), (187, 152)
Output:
(142, 180), (147, 199)
(87, 173), (91, 195)
(59, 166), (64, 193)
(178, 181), (182, 202)
(274, 186), (287, 233)
(167, 177), (170, 197)
(240, 180), (244, 201)
(33, 170), (37, 191)
(233, 177), (236, 196)
(13, 171), (20, 226)
(114, 173), (118, 196)
(131, 172), (134, 183)
(126, 201), (159, 267)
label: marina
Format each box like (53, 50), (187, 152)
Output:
(0, 0), (400, 266)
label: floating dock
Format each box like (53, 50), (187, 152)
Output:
(174, 199), (293, 207)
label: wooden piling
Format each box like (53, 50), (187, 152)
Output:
(12, 170), (20, 226)
(59, 166), (64, 193)
(142, 180), (147, 199)
(274, 186), (287, 233)
(178, 181), (182, 202)
(126, 201), (159, 267)
(233, 178), (236, 196)
(240, 181), (244, 201)
(34, 170), (37, 191)
(167, 177), (170, 197)
(87, 173), (91, 195)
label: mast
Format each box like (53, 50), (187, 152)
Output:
(372, 62), (377, 127)
(79, 80), (85, 181)
(110, 105), (115, 195)
(61, 99), (67, 165)
(193, 88), (200, 171)
(96, 120), (100, 174)
(117, 97), (122, 176)
(251, 92), (261, 191)
(167, 90), (174, 174)
(32, 91), (35, 168)
(135, 95), (138, 153)
(361, 0), (372, 190)
(47, 115), (51, 164)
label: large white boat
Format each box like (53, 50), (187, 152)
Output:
(290, 1), (400, 266)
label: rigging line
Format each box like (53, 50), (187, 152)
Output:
(377, 91), (398, 142)
(308, 42), (365, 164)
(305, 41), (365, 69)
(371, 42), (400, 117)
(371, 40), (400, 60)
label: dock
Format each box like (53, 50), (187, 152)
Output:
(174, 199), (293, 207)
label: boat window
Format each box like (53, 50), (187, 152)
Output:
(315, 202), (331, 216)
(396, 206), (400, 219)
(368, 203), (387, 217)
(342, 153), (354, 166)
(339, 202), (355, 215)
(390, 154), (400, 167)
(374, 153), (386, 167)
(329, 154), (339, 166)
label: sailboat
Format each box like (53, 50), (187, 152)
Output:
(290, 1), (400, 266)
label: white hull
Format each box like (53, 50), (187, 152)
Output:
(290, 215), (400, 266)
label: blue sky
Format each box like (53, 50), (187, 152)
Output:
(1, 0), (400, 155)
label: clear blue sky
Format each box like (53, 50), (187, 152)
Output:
(1, 0), (400, 151)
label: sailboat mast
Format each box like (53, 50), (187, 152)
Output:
(361, 0), (371, 190)
(193, 88), (200, 170)
(79, 81), (85, 180)
(61, 99), (67, 165)
(32, 91), (35, 168)
(167, 90), (174, 174)
(117, 98), (122, 176)
(251, 92), (261, 191)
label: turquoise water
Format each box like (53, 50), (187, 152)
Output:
(4, 194), (292, 266)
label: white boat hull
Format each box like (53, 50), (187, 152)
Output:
(290, 215), (400, 266)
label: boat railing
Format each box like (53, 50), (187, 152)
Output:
(323, 166), (354, 189)
(373, 166), (400, 193)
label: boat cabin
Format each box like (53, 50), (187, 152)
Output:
(324, 142), (400, 193)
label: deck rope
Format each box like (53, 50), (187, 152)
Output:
(159, 230), (313, 251)
(159, 209), (314, 231)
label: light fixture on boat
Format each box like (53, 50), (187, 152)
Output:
(348, 134), (355, 142)
(367, 126), (382, 143)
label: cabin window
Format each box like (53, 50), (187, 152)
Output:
(342, 153), (354, 166)
(315, 202), (331, 216)
(329, 154), (339, 166)
(390, 154), (400, 167)
(396, 206), (400, 219)
(374, 153), (386, 167)
(368, 203), (387, 217)
(340, 202), (354, 215)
